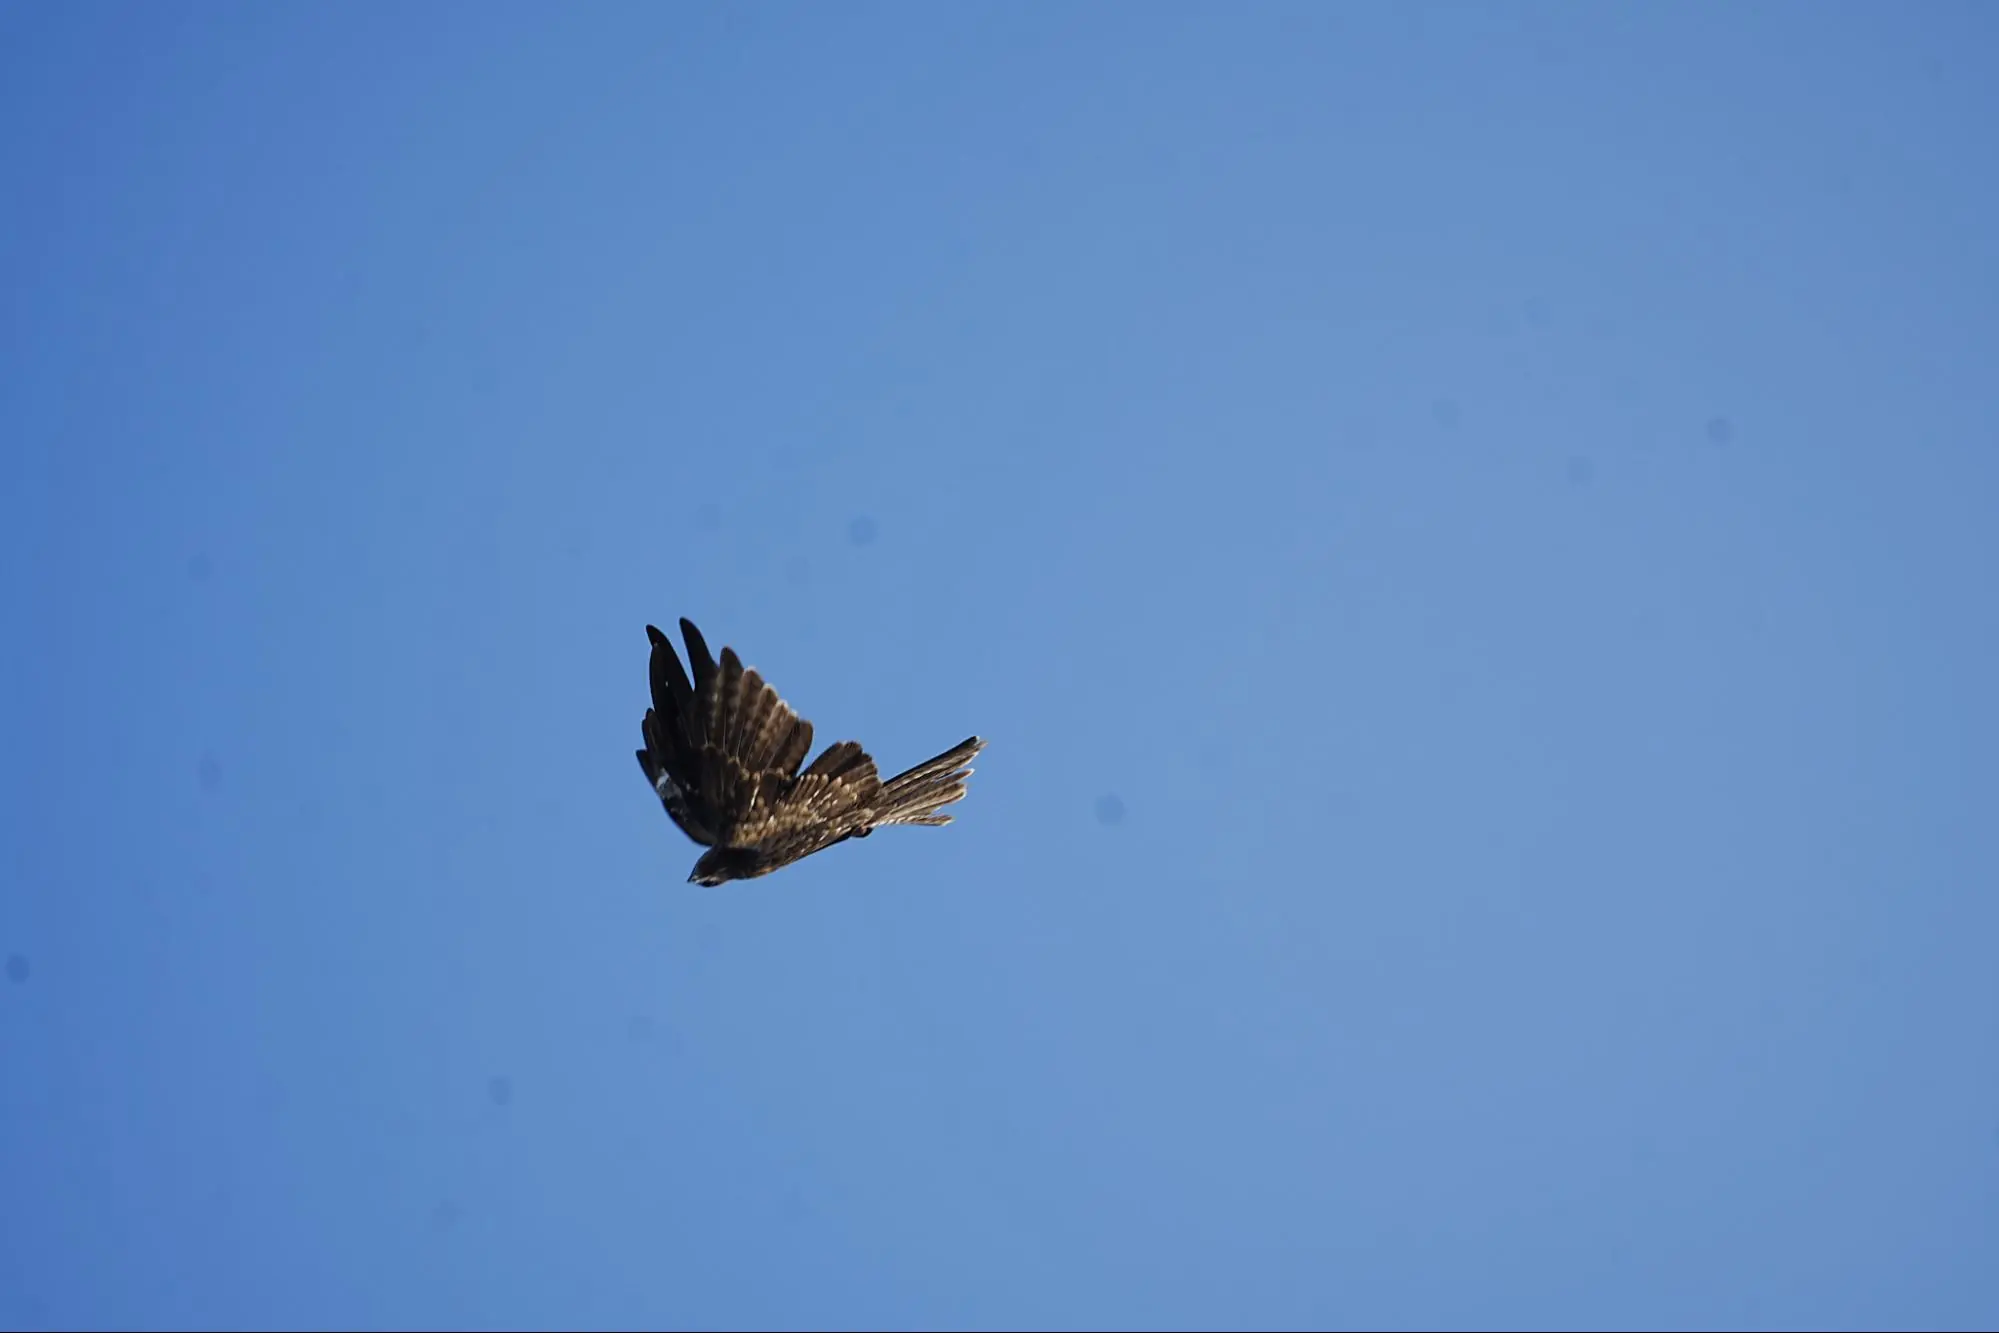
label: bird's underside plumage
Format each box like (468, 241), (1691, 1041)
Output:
(636, 618), (985, 885)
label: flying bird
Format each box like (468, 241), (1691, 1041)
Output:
(636, 617), (986, 885)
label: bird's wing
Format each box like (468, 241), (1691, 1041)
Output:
(726, 739), (882, 858)
(637, 623), (717, 845)
(640, 618), (815, 839)
(640, 618), (821, 846)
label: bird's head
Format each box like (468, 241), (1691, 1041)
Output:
(688, 846), (759, 886)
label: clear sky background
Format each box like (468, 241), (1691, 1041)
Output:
(4, 3), (1997, 1330)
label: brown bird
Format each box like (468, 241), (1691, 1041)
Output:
(636, 617), (986, 885)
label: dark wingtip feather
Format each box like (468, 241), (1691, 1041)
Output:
(647, 628), (695, 720)
(680, 617), (718, 686)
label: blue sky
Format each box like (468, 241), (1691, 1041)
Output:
(4, 3), (1997, 1329)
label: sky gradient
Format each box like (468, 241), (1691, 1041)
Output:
(4, 3), (1998, 1329)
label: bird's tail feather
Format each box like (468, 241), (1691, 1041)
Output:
(870, 736), (986, 827)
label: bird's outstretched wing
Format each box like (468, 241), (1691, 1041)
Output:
(636, 618), (815, 848)
(726, 739), (885, 871)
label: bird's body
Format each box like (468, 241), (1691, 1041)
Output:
(636, 618), (985, 885)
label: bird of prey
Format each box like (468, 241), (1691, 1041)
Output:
(636, 617), (986, 885)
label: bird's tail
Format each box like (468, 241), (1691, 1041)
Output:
(870, 736), (986, 827)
